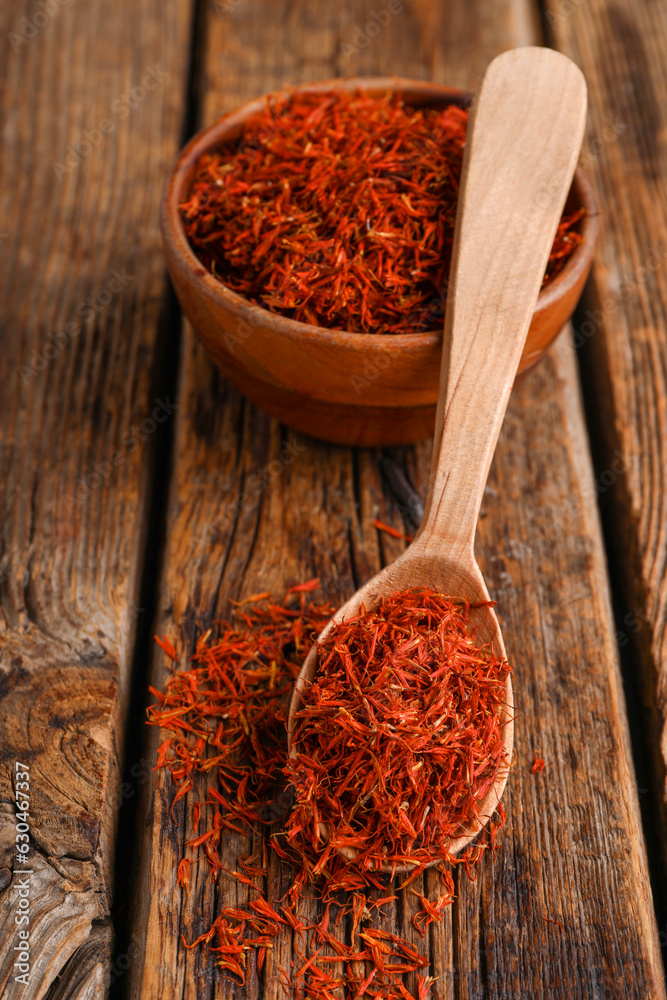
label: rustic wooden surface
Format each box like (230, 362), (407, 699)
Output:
(545, 0), (667, 869)
(0, 0), (193, 996)
(127, 2), (665, 999)
(1, 0), (666, 997)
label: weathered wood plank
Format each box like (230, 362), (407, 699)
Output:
(44, 924), (113, 1000)
(0, 0), (193, 995)
(471, 337), (664, 997)
(545, 0), (667, 866)
(130, 1), (666, 998)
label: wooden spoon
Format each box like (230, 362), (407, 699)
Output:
(288, 46), (587, 870)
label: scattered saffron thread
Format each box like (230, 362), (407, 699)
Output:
(372, 518), (414, 542)
(531, 753), (546, 774)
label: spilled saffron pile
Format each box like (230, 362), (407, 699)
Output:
(148, 581), (509, 998)
(148, 581), (332, 845)
(287, 590), (511, 872)
(180, 89), (584, 336)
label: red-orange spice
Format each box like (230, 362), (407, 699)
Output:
(531, 752), (546, 773)
(372, 518), (414, 542)
(148, 588), (334, 842)
(180, 89), (584, 336)
(286, 588), (512, 873)
(148, 583), (508, 999)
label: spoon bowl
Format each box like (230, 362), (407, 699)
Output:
(287, 46), (588, 871)
(288, 545), (514, 867)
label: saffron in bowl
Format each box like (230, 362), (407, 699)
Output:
(179, 89), (584, 338)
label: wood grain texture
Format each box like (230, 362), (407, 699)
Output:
(129, 1), (666, 998)
(0, 0), (192, 995)
(45, 925), (113, 1000)
(545, 0), (667, 853)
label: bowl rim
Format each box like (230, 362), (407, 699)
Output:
(162, 75), (599, 353)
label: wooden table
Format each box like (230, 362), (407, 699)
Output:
(2, 1), (667, 997)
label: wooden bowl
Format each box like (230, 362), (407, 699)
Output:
(162, 77), (598, 446)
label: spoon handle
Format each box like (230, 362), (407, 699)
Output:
(416, 47), (587, 561)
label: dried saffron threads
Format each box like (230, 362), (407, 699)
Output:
(148, 586), (445, 998)
(286, 588), (512, 871)
(180, 89), (584, 336)
(148, 584), (506, 999)
(147, 586), (335, 847)
(372, 518), (414, 542)
(531, 752), (546, 774)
